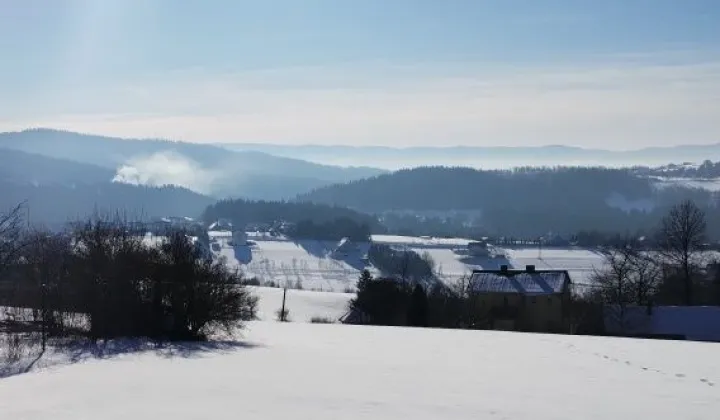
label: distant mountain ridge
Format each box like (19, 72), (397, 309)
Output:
(0, 129), (386, 200)
(217, 142), (720, 170)
(0, 147), (214, 226)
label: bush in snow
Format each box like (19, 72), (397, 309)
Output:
(276, 308), (291, 322)
(310, 316), (335, 324)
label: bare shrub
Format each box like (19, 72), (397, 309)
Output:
(276, 308), (291, 322)
(310, 316), (334, 324)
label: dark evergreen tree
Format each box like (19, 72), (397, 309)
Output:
(407, 284), (429, 327)
(350, 274), (410, 326)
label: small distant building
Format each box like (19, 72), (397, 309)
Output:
(469, 266), (572, 333)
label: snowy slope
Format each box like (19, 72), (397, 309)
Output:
(1, 322), (718, 419)
(214, 236), (375, 292)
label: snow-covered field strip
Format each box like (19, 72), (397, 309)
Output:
(1, 321), (718, 419)
(503, 247), (606, 284)
(251, 287), (352, 322)
(216, 232), (609, 287)
(217, 238), (368, 292)
(409, 245), (606, 284)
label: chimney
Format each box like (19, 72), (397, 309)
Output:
(526, 265), (536, 273)
(500, 265), (508, 273)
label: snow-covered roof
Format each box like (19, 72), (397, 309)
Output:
(469, 270), (569, 295)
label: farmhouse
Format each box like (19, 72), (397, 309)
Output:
(469, 265), (572, 333)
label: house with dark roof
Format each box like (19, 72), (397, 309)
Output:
(469, 265), (572, 333)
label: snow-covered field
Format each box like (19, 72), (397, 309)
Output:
(211, 231), (607, 288)
(252, 287), (352, 322)
(213, 234), (373, 292)
(408, 246), (603, 284)
(1, 321), (718, 419)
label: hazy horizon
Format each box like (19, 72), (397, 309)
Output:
(1, 1), (718, 149)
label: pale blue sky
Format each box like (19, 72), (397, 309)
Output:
(1, 0), (719, 148)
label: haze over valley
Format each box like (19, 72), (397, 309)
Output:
(2, 2), (720, 418)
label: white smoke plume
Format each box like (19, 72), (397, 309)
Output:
(113, 151), (217, 195)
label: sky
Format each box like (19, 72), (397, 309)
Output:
(0, 0), (719, 149)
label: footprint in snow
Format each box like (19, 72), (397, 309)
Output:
(675, 373), (686, 378)
(700, 379), (715, 387)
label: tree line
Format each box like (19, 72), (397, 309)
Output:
(349, 270), (477, 328)
(203, 199), (382, 233)
(286, 218), (372, 241)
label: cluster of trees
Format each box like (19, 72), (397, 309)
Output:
(349, 270), (487, 328)
(202, 199), (382, 233)
(367, 244), (435, 284)
(589, 200), (720, 321)
(0, 205), (257, 345)
(286, 218), (371, 241)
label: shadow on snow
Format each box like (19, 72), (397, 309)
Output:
(1, 335), (261, 380)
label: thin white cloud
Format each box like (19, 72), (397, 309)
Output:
(2, 57), (719, 149)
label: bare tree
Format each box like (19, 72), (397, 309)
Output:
(0, 202), (26, 275)
(592, 243), (661, 334)
(658, 200), (706, 305)
(22, 229), (75, 348)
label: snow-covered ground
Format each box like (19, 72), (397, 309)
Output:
(1, 321), (718, 419)
(213, 234), (374, 292)
(212, 231), (607, 288)
(503, 247), (605, 284)
(372, 234), (473, 248)
(412, 246), (604, 284)
(252, 287), (352, 322)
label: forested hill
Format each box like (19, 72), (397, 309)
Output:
(298, 166), (719, 237)
(299, 166), (654, 212)
(1, 181), (214, 228)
